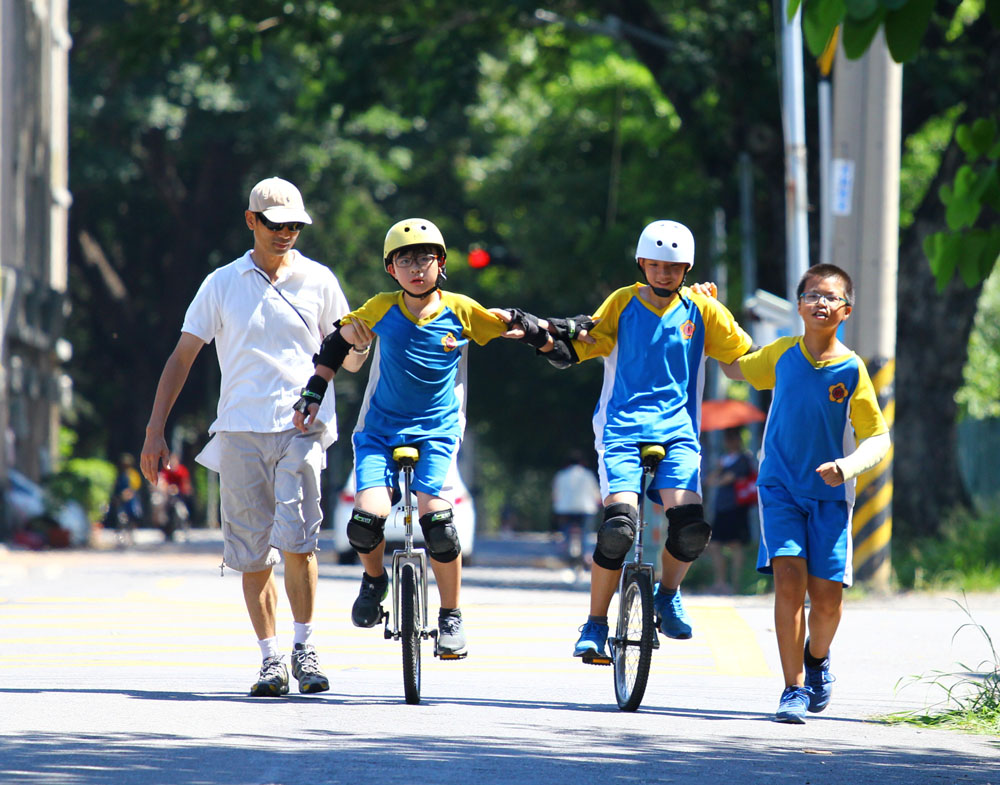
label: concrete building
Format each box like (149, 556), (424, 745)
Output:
(1, 0), (72, 532)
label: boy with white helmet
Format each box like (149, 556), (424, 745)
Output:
(293, 218), (520, 657)
(522, 219), (753, 661)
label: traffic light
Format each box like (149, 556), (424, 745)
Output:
(468, 248), (491, 269)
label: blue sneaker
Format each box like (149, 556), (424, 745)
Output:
(775, 685), (812, 724)
(573, 620), (609, 661)
(804, 642), (835, 713)
(653, 584), (693, 639)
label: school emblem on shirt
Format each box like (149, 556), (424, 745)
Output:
(680, 320), (696, 339)
(828, 382), (848, 403)
(441, 332), (459, 352)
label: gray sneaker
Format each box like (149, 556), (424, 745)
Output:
(436, 609), (467, 657)
(291, 643), (330, 694)
(250, 655), (289, 697)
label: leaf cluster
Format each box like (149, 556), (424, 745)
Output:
(925, 116), (1000, 290)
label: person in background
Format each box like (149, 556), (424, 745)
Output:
(551, 450), (602, 571)
(704, 427), (756, 594)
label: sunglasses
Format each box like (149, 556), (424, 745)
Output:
(255, 213), (304, 233)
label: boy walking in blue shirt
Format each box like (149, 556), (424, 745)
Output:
(723, 263), (890, 723)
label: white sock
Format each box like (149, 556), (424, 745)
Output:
(293, 622), (313, 647)
(258, 636), (280, 660)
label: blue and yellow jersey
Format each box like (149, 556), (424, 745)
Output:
(344, 291), (508, 440)
(739, 336), (889, 502)
(574, 284), (752, 449)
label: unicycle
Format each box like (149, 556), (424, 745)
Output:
(382, 446), (433, 704)
(609, 443), (664, 711)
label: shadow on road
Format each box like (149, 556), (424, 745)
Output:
(0, 723), (996, 785)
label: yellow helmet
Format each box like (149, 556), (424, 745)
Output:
(383, 218), (446, 268)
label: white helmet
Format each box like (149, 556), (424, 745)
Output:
(634, 220), (695, 269)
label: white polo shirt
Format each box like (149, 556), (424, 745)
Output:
(182, 250), (350, 441)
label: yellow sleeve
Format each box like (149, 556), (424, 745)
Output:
(342, 292), (397, 329)
(849, 358), (890, 440)
(690, 291), (753, 363)
(572, 287), (630, 362)
(739, 336), (799, 391)
(443, 292), (510, 346)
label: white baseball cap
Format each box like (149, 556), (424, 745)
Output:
(247, 177), (313, 224)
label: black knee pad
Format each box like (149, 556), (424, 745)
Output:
(347, 508), (386, 554)
(593, 502), (638, 571)
(419, 508), (461, 563)
(664, 503), (712, 562)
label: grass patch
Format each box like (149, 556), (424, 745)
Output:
(884, 596), (1000, 736)
(893, 507), (1000, 591)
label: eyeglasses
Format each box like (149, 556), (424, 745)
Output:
(799, 291), (848, 306)
(255, 213), (304, 233)
(392, 254), (440, 269)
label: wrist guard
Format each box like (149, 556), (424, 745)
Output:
(313, 328), (351, 371)
(545, 314), (596, 342)
(293, 375), (329, 414)
(544, 337), (579, 369)
(506, 308), (549, 349)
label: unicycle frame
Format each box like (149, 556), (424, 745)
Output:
(609, 444), (664, 661)
(387, 447), (432, 644)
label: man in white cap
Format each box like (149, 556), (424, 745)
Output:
(140, 176), (372, 697)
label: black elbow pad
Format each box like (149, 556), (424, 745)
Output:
(314, 329), (351, 371)
(543, 337), (579, 369)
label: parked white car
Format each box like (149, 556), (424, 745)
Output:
(329, 463), (476, 564)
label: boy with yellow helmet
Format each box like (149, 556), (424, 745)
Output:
(293, 218), (525, 657)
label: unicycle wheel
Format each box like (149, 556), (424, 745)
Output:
(400, 562), (421, 704)
(613, 570), (654, 711)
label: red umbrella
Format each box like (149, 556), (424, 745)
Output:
(700, 399), (766, 432)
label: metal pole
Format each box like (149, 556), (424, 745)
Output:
(780, 0), (810, 300)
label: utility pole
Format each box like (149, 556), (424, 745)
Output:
(830, 30), (901, 590)
(781, 0), (810, 302)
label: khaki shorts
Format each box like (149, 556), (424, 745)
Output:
(217, 428), (326, 572)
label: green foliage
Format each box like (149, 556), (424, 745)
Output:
(925, 116), (1000, 291)
(45, 459), (116, 523)
(957, 266), (1000, 418)
(45, 427), (116, 521)
(886, 596), (1000, 735)
(899, 107), (962, 229)
(893, 507), (1000, 591)
(792, 0), (935, 61)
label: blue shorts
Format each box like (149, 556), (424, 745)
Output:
(598, 439), (702, 503)
(756, 484), (854, 587)
(353, 432), (459, 500)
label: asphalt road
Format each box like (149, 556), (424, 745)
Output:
(0, 531), (997, 785)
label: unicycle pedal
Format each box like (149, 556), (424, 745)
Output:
(433, 630), (467, 660)
(381, 609), (392, 640)
(581, 651), (612, 666)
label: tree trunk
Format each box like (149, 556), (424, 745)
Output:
(894, 142), (981, 537)
(895, 24), (999, 538)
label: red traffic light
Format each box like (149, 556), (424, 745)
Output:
(468, 248), (491, 269)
